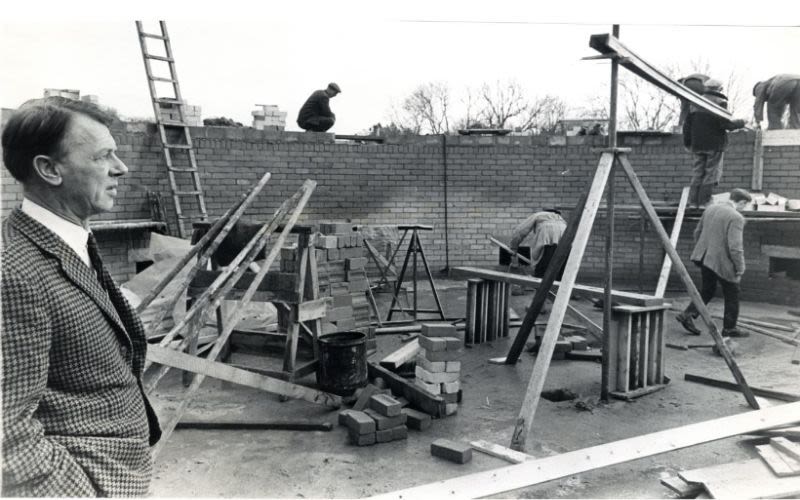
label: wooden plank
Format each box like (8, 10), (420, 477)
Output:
(655, 186), (689, 298)
(379, 339), (420, 371)
(510, 152), (615, 452)
(773, 437), (800, 462)
(466, 279), (479, 344)
(455, 267), (665, 307)
(292, 297), (330, 322)
(617, 154), (759, 410)
(638, 313), (649, 388)
(616, 312), (631, 393)
(588, 34), (733, 121)
(679, 458), (800, 499)
(368, 362), (446, 418)
(736, 322), (800, 346)
(760, 244), (800, 260)
(147, 345), (340, 407)
(756, 443), (800, 477)
(684, 374), (800, 402)
(371, 401), (800, 499)
(470, 440), (533, 464)
(660, 475), (703, 497)
(752, 128), (764, 191)
(762, 129), (800, 147)
(175, 420), (333, 431)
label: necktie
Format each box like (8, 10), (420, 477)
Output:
(86, 232), (106, 287)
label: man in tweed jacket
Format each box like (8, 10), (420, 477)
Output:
(1, 97), (161, 496)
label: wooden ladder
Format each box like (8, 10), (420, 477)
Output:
(135, 20), (207, 238)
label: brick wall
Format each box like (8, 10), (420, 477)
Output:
(2, 119), (799, 304)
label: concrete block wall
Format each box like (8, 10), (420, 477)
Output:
(2, 118), (799, 303)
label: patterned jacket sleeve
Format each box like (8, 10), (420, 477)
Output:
(726, 217), (746, 278)
(1, 268), (97, 496)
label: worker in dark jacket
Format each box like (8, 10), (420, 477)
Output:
(297, 82), (341, 132)
(683, 79), (746, 208)
(677, 73), (710, 126)
(753, 74), (800, 129)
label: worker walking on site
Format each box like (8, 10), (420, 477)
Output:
(1, 97), (161, 496)
(682, 79), (746, 208)
(753, 74), (800, 130)
(676, 188), (753, 338)
(509, 209), (567, 280)
(297, 82), (341, 132)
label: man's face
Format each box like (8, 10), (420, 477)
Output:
(734, 200), (749, 212)
(55, 114), (128, 219)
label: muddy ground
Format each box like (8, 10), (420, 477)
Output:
(149, 279), (799, 498)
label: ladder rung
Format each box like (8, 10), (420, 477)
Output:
(175, 190), (203, 196)
(150, 76), (177, 83)
(154, 98), (185, 105)
(140, 32), (168, 40)
(177, 214), (208, 220)
(159, 120), (189, 127)
(145, 54), (174, 62)
(164, 144), (192, 149)
(167, 167), (199, 173)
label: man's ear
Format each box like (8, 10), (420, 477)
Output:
(32, 155), (63, 186)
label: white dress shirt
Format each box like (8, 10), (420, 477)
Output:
(21, 198), (92, 267)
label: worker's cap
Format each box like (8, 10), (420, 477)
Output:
(543, 208), (562, 215)
(327, 82), (341, 94)
(704, 79), (724, 91)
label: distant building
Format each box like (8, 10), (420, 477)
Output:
(43, 88), (81, 100)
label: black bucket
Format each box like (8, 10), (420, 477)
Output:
(317, 331), (368, 396)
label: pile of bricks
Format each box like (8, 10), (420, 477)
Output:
(252, 104), (287, 130)
(279, 221), (373, 340)
(414, 323), (463, 416)
(339, 383), (432, 446)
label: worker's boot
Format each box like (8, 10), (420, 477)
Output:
(675, 311), (702, 335)
(721, 327), (749, 338)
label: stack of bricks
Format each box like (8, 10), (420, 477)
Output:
(158, 100), (202, 126)
(340, 391), (408, 446)
(279, 221), (373, 344)
(414, 322), (463, 416)
(252, 104), (287, 130)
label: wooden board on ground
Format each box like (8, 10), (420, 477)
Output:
(684, 373), (800, 402)
(147, 345), (341, 408)
(454, 266), (665, 307)
(379, 339), (420, 371)
(660, 475), (704, 497)
(772, 437), (800, 461)
(368, 362), (446, 418)
(755, 443), (800, 477)
(470, 440), (533, 464)
(368, 401), (800, 499)
(679, 458), (800, 499)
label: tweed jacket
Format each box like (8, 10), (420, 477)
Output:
(1, 209), (161, 497)
(689, 201), (746, 283)
(509, 212), (566, 267)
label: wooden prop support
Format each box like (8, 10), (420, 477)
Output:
(372, 401), (800, 499)
(151, 180), (317, 457)
(752, 128), (764, 191)
(654, 186), (689, 298)
(136, 171), (271, 314)
(617, 154), (758, 409)
(684, 373), (800, 402)
(144, 184), (306, 379)
(510, 153), (614, 451)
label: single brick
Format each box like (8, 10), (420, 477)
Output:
(415, 365), (460, 384)
(353, 384), (379, 411)
(317, 235), (338, 249)
(431, 439), (472, 464)
(445, 403), (459, 416)
(338, 409), (357, 426)
(416, 355), (446, 373)
(402, 408), (432, 431)
(441, 391), (459, 404)
(420, 322), (457, 337)
(444, 337), (463, 350)
(349, 429), (376, 446)
(376, 428), (393, 443)
(333, 294), (353, 308)
(344, 410), (376, 435)
(391, 425), (408, 440)
(419, 348), (460, 362)
(414, 377), (441, 395)
(368, 393), (402, 417)
(445, 361), (461, 373)
(395, 396), (410, 408)
(419, 336), (447, 352)
(346, 257), (368, 270)
(348, 279), (369, 292)
(363, 408), (407, 430)
(327, 248), (341, 260)
(554, 339), (573, 353)
(442, 380), (461, 394)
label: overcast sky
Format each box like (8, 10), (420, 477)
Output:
(1, 1), (797, 133)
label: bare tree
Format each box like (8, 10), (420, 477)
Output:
(519, 95), (568, 133)
(619, 74), (680, 131)
(392, 82), (453, 134)
(477, 80), (529, 128)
